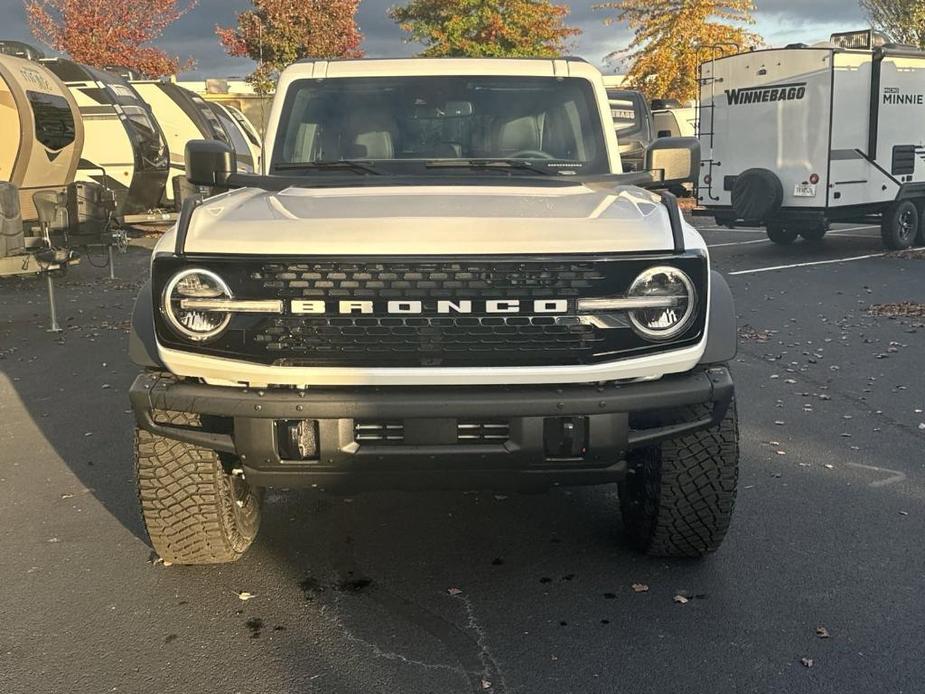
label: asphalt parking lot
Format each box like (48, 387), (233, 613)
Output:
(1, 220), (923, 694)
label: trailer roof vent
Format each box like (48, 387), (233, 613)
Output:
(830, 29), (891, 51)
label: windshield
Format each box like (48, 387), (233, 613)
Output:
(272, 76), (609, 176)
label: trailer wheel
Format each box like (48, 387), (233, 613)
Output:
(798, 225), (827, 242)
(916, 201), (925, 245)
(766, 222), (798, 245)
(881, 200), (919, 250)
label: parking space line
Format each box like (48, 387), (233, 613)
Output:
(707, 226), (879, 249)
(728, 246), (924, 275)
(847, 463), (908, 487)
(708, 238), (769, 248)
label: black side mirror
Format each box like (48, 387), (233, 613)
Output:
(186, 140), (236, 188)
(644, 137), (701, 189)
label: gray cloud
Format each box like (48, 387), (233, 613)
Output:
(0, 0), (870, 78)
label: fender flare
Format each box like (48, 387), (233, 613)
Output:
(699, 271), (737, 365)
(128, 281), (165, 369)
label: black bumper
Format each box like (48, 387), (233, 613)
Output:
(130, 367), (734, 490)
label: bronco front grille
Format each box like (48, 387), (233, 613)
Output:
(252, 261), (606, 300)
(152, 255), (708, 368)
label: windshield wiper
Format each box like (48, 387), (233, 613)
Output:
(425, 159), (556, 175)
(273, 160), (382, 175)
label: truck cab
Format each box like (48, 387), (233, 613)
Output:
(128, 58), (738, 566)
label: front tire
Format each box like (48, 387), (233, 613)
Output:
(619, 402), (739, 558)
(881, 200), (919, 250)
(766, 222), (798, 245)
(135, 410), (261, 565)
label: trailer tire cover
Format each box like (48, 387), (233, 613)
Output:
(731, 168), (783, 222)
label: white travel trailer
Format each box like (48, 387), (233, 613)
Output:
(699, 30), (925, 249)
(42, 59), (169, 218)
(0, 51), (84, 222)
(131, 81), (255, 208)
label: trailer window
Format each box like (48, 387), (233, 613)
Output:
(189, 92), (230, 144)
(26, 91), (75, 151)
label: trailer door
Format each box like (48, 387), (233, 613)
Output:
(700, 49), (833, 210)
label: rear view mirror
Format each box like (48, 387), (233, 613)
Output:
(186, 140), (236, 188)
(644, 137), (700, 189)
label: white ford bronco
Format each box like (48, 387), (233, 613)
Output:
(129, 58), (739, 565)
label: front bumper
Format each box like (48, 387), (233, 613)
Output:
(130, 366), (733, 490)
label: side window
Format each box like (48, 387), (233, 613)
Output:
(26, 91), (75, 151)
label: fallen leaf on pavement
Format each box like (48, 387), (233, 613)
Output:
(816, 626), (830, 639)
(447, 587), (463, 596)
(237, 591), (256, 601)
(631, 583), (649, 593)
(800, 657), (814, 668)
(673, 595), (689, 604)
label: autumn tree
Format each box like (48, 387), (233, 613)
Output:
(389, 0), (581, 58)
(217, 0), (364, 94)
(860, 0), (925, 48)
(26, 0), (195, 77)
(594, 0), (762, 102)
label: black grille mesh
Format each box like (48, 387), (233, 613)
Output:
(251, 261), (606, 300)
(256, 315), (602, 357)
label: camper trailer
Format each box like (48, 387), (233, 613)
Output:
(131, 80), (254, 207)
(0, 52), (84, 222)
(42, 59), (169, 218)
(699, 29), (925, 249)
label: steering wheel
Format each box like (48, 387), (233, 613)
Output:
(508, 150), (555, 160)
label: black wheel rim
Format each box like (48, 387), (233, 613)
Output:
(899, 208), (916, 241)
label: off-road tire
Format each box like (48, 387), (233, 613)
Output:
(135, 410), (261, 565)
(766, 222), (798, 245)
(881, 200), (919, 250)
(619, 402), (739, 558)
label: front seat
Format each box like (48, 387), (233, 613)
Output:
(342, 112), (398, 159)
(495, 114), (545, 157)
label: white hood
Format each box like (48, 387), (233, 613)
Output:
(169, 183), (702, 256)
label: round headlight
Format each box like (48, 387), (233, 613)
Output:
(626, 266), (697, 341)
(162, 268), (232, 341)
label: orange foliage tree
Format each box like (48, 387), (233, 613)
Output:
(389, 0), (581, 58)
(594, 0), (762, 102)
(217, 0), (364, 94)
(25, 0), (196, 77)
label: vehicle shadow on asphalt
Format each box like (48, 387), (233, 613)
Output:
(0, 248), (153, 543)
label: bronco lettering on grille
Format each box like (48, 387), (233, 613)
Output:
(290, 299), (570, 315)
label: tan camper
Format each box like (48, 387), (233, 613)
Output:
(0, 53), (83, 222)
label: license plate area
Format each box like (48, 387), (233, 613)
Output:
(793, 183), (817, 198)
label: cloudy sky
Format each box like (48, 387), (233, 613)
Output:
(1, 0), (867, 78)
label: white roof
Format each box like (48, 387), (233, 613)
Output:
(278, 57), (604, 84)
